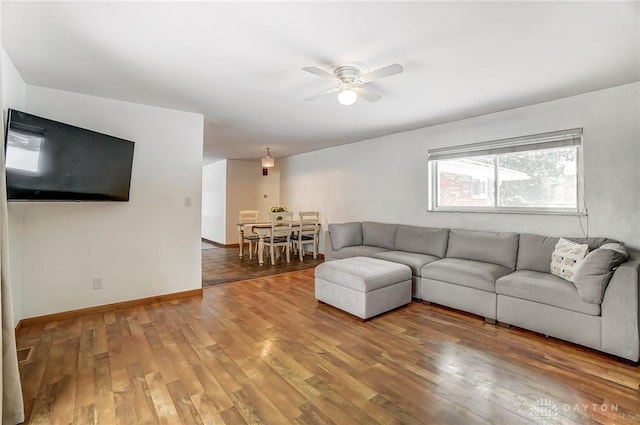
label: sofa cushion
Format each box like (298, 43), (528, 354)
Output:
(395, 225), (449, 258)
(328, 222), (362, 250)
(516, 234), (560, 273)
(517, 233), (612, 273)
(362, 222), (398, 249)
(496, 270), (601, 316)
(315, 257), (411, 292)
(550, 238), (589, 282)
(421, 258), (512, 292)
(445, 229), (519, 269)
(372, 251), (440, 275)
(573, 243), (629, 304)
(332, 246), (389, 259)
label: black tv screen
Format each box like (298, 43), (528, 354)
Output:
(4, 109), (135, 201)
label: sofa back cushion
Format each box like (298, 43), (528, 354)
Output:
(517, 233), (613, 273)
(395, 225), (449, 258)
(328, 222), (362, 250)
(446, 229), (519, 269)
(362, 222), (398, 249)
(573, 243), (629, 304)
(516, 234), (558, 273)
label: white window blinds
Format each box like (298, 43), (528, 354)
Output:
(427, 128), (583, 161)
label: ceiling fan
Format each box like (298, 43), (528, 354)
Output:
(302, 62), (404, 105)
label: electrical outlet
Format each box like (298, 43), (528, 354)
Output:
(92, 278), (102, 290)
(184, 197), (192, 207)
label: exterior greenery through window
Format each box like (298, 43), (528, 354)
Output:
(428, 129), (583, 214)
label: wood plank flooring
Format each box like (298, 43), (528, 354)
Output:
(202, 243), (322, 287)
(17, 269), (640, 424)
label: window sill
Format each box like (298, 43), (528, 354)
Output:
(428, 207), (587, 216)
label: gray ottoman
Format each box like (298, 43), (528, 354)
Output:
(315, 256), (412, 319)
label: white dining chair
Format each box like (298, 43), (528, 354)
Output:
(264, 211), (293, 265)
(238, 210), (259, 259)
(291, 211), (320, 261)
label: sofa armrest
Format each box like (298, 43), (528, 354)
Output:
(601, 251), (640, 361)
(324, 230), (334, 261)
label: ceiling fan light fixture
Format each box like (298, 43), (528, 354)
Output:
(261, 147), (275, 168)
(303, 62), (403, 105)
(337, 88), (357, 106)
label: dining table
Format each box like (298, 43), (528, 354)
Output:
(237, 222), (320, 266)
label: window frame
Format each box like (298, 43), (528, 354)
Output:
(427, 129), (585, 215)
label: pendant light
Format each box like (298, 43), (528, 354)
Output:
(261, 147), (274, 168)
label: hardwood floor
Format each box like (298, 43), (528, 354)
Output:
(202, 243), (323, 287)
(16, 269), (640, 424)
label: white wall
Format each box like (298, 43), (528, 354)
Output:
(15, 86), (203, 318)
(255, 165), (280, 222)
(225, 160), (259, 244)
(1, 47), (26, 324)
(1, 49), (25, 116)
(201, 159), (281, 245)
(202, 159), (226, 243)
(281, 83), (640, 251)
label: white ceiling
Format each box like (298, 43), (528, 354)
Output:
(2, 1), (638, 164)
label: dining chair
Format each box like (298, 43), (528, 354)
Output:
(238, 210), (259, 259)
(291, 211), (320, 261)
(264, 211), (293, 265)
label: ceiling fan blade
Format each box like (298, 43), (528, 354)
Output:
(303, 86), (340, 101)
(302, 66), (337, 80)
(355, 86), (381, 103)
(360, 63), (404, 83)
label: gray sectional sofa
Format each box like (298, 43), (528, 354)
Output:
(324, 221), (640, 362)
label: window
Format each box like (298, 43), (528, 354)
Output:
(471, 178), (488, 199)
(428, 129), (583, 214)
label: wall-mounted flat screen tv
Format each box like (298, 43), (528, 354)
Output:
(4, 109), (135, 201)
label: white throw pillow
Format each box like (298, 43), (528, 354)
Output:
(550, 238), (589, 282)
